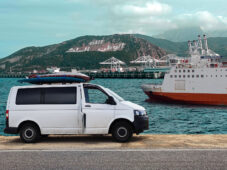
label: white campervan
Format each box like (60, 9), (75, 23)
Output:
(4, 83), (149, 143)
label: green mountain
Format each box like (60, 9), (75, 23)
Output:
(134, 34), (188, 56)
(1, 33), (227, 73)
(154, 27), (227, 43)
(0, 34), (166, 72)
(154, 27), (204, 42)
(135, 34), (227, 57)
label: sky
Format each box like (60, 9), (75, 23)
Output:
(1, 0), (227, 58)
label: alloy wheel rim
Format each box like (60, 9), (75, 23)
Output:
(24, 128), (34, 139)
(117, 127), (127, 138)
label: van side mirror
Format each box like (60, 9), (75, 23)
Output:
(106, 96), (116, 105)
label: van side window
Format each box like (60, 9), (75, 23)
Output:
(84, 87), (109, 104)
(16, 88), (42, 105)
(16, 87), (77, 105)
(44, 87), (77, 104)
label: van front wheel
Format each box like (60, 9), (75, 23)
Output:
(20, 124), (40, 143)
(112, 121), (133, 142)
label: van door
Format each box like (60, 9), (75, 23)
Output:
(41, 87), (80, 134)
(81, 85), (115, 134)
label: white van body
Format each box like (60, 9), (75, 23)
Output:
(4, 83), (149, 142)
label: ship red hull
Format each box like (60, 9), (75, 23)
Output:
(144, 91), (227, 105)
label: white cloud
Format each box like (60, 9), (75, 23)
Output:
(66, 0), (227, 35)
(104, 1), (173, 35)
(114, 1), (171, 16)
(174, 11), (227, 31)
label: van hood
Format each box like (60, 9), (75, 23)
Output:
(120, 101), (145, 111)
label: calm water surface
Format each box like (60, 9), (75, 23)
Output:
(0, 78), (227, 135)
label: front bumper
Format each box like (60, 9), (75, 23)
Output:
(133, 115), (149, 134)
(4, 127), (18, 134)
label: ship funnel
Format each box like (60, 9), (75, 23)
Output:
(188, 40), (192, 53)
(203, 34), (209, 54)
(198, 35), (203, 49)
(193, 40), (197, 47)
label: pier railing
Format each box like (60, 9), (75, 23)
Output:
(0, 73), (29, 78)
(84, 71), (165, 79)
(0, 71), (165, 79)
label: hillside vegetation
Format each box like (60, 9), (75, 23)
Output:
(1, 34), (227, 72)
(0, 34), (166, 72)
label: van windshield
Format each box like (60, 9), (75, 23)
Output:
(104, 88), (124, 102)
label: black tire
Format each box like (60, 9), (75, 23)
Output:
(19, 123), (40, 143)
(112, 121), (133, 142)
(41, 135), (48, 138)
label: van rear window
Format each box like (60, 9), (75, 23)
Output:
(16, 87), (77, 105)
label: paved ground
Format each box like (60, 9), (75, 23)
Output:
(0, 134), (227, 150)
(0, 149), (227, 170)
(1, 135), (227, 169)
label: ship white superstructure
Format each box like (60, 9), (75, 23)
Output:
(142, 35), (227, 105)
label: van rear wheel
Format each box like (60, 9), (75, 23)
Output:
(112, 121), (133, 142)
(20, 124), (40, 143)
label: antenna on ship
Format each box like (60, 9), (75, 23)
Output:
(203, 34), (209, 55)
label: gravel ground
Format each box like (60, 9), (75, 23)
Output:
(0, 134), (227, 150)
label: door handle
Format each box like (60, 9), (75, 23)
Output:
(83, 114), (86, 128)
(85, 105), (91, 107)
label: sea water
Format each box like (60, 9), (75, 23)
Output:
(0, 78), (227, 135)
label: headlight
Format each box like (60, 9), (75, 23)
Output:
(134, 110), (146, 116)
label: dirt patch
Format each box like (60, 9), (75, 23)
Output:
(0, 134), (227, 150)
